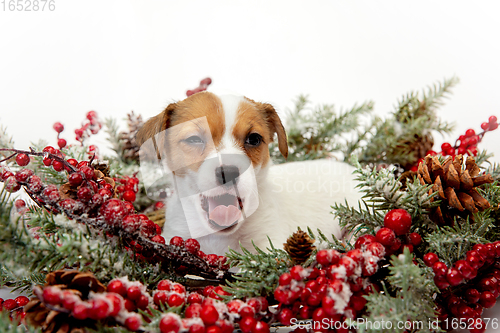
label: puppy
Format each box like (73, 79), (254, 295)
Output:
(136, 92), (362, 255)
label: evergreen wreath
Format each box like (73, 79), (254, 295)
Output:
(0, 77), (499, 333)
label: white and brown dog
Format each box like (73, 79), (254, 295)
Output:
(136, 92), (362, 255)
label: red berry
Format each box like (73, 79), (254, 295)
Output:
(207, 254), (219, 266)
(278, 308), (294, 325)
(252, 321), (269, 333)
(402, 244), (413, 253)
(423, 253), (439, 267)
(446, 267), (463, 286)
(43, 146), (57, 154)
(479, 291), (496, 308)
(2, 299), (18, 310)
(200, 304), (219, 325)
(206, 326), (222, 333)
(167, 294), (185, 307)
(441, 142), (452, 151)
(279, 273), (292, 286)
(489, 122), (499, 131)
(88, 298), (110, 320)
(87, 110), (98, 120)
(170, 236), (184, 247)
(105, 293), (122, 316)
(155, 201), (165, 210)
(53, 122), (64, 133)
(14, 199), (26, 210)
(15, 153), (30, 166)
(454, 260), (474, 280)
(366, 242), (385, 258)
(124, 298), (136, 312)
(290, 265), (306, 281)
(384, 209), (412, 235)
(408, 232), (422, 246)
(151, 235), (166, 244)
(354, 234), (376, 249)
(481, 122), (490, 131)
(15, 169), (34, 182)
(122, 190), (136, 202)
(77, 187), (92, 202)
(465, 288), (481, 303)
(239, 316), (256, 333)
(432, 261), (448, 276)
(52, 160), (64, 172)
(185, 238), (201, 254)
(157, 280), (171, 291)
(185, 303), (203, 318)
(465, 129), (476, 137)
(445, 147), (455, 156)
(339, 256), (357, 277)
(14, 296), (29, 307)
(100, 199), (127, 225)
(57, 139), (67, 149)
(68, 173), (83, 187)
(489, 115), (498, 124)
(127, 285), (142, 301)
(125, 314), (142, 331)
(79, 166), (95, 180)
(239, 305), (256, 317)
(42, 157), (52, 166)
(153, 291), (168, 306)
(72, 303), (89, 320)
(346, 249), (363, 263)
(171, 283), (186, 294)
(43, 286), (61, 305)
(375, 227), (396, 246)
(433, 275), (450, 289)
(349, 295), (367, 311)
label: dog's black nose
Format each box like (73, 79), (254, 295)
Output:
(215, 165), (240, 186)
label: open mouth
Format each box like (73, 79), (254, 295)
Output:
(201, 193), (244, 231)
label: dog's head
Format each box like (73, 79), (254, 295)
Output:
(136, 92), (288, 237)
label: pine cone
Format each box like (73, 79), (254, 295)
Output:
(284, 230), (316, 264)
(25, 270), (105, 333)
(119, 111), (144, 162)
(399, 133), (434, 171)
(403, 154), (493, 225)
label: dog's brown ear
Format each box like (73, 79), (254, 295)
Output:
(136, 103), (177, 147)
(259, 103), (288, 159)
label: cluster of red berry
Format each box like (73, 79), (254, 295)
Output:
(0, 148), (230, 280)
(75, 111), (102, 145)
(0, 296), (29, 324)
(439, 116), (498, 157)
(38, 281), (143, 331)
(423, 242), (500, 332)
(169, 236), (229, 271)
(113, 175), (140, 203)
(36, 277), (272, 333)
(157, 283), (271, 333)
(186, 78), (212, 97)
(273, 240), (386, 332)
(373, 209), (420, 256)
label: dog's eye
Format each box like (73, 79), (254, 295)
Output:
(183, 136), (204, 145)
(245, 133), (262, 147)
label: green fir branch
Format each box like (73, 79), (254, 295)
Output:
(357, 248), (438, 333)
(331, 200), (384, 237)
(0, 187), (182, 290)
(270, 95), (374, 163)
(224, 239), (292, 299)
(425, 212), (494, 266)
(352, 162), (437, 219)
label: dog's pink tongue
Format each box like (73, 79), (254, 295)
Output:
(209, 205), (241, 226)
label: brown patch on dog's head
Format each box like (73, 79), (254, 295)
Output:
(232, 99), (288, 168)
(136, 92), (225, 174)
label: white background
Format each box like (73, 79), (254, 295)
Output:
(0, 0), (499, 329)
